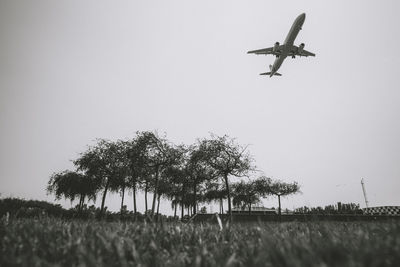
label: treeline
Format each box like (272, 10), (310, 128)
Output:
(0, 198), (364, 223)
(47, 131), (300, 219)
(0, 197), (175, 221)
(295, 202), (362, 215)
(0, 198), (65, 218)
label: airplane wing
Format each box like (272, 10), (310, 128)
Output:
(248, 45), (287, 55)
(289, 45), (316, 57)
(298, 49), (315, 57)
(247, 47), (274, 55)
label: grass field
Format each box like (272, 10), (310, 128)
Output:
(1, 217), (400, 267)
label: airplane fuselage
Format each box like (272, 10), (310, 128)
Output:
(270, 13), (306, 77)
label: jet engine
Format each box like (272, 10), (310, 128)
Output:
(298, 43), (305, 53)
(273, 42), (280, 53)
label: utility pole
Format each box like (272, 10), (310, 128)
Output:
(361, 178), (369, 208)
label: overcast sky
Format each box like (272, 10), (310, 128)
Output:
(1, 0), (400, 214)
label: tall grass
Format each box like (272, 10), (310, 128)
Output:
(1, 217), (399, 266)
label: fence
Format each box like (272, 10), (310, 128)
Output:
(192, 213), (400, 223)
(363, 206), (400, 216)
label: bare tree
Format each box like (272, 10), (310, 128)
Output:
(161, 146), (189, 219)
(204, 182), (228, 214)
(186, 144), (217, 215)
(269, 180), (300, 217)
(74, 139), (125, 217)
(133, 131), (183, 216)
(232, 180), (260, 214)
(198, 134), (255, 220)
(125, 135), (151, 214)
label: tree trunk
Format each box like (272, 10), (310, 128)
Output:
(224, 174), (232, 221)
(132, 184), (137, 214)
(174, 201), (177, 218)
(78, 194), (84, 212)
(151, 167), (160, 215)
(144, 181), (148, 213)
(181, 184), (185, 220)
(278, 194), (282, 221)
(120, 185), (125, 213)
(78, 194), (85, 214)
(192, 181), (197, 215)
(157, 192), (161, 214)
(249, 203), (251, 215)
(100, 178), (110, 217)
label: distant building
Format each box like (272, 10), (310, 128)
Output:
(362, 206), (400, 216)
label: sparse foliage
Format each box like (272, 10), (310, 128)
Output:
(269, 180), (300, 216)
(232, 180), (260, 213)
(74, 139), (126, 217)
(197, 134), (255, 219)
(47, 170), (97, 212)
(47, 131), (302, 219)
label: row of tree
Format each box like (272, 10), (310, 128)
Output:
(47, 131), (300, 219)
(294, 203), (362, 215)
(231, 178), (299, 216)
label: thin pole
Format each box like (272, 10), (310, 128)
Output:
(361, 178), (369, 208)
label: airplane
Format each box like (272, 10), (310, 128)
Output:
(247, 13), (315, 77)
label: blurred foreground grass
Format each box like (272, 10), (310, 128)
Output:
(1, 217), (400, 267)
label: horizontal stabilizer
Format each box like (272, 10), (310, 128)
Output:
(260, 72), (282, 76)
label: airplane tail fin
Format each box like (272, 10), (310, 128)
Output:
(260, 72), (282, 76)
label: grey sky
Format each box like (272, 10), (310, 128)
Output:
(1, 0), (400, 214)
